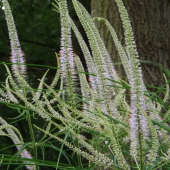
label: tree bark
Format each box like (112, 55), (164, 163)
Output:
(91, 0), (170, 92)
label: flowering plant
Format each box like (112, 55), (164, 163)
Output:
(0, 0), (170, 169)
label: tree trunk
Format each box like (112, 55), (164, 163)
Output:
(91, 0), (170, 92)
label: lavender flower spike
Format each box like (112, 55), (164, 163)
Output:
(2, 0), (27, 80)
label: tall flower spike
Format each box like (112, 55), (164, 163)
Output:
(2, 0), (27, 81)
(114, 0), (149, 160)
(58, 0), (77, 88)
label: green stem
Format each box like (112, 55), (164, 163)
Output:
(27, 112), (38, 170)
(67, 71), (82, 167)
(139, 131), (144, 170)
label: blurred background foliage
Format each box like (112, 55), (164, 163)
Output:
(0, 0), (90, 169)
(0, 0), (90, 83)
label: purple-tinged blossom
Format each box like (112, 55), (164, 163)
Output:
(59, 0), (83, 98)
(20, 150), (36, 170)
(129, 109), (139, 157)
(2, 0), (27, 80)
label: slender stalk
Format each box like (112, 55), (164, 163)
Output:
(67, 71), (83, 167)
(26, 112), (38, 170)
(138, 131), (144, 170)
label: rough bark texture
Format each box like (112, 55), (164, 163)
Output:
(91, 0), (170, 91)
